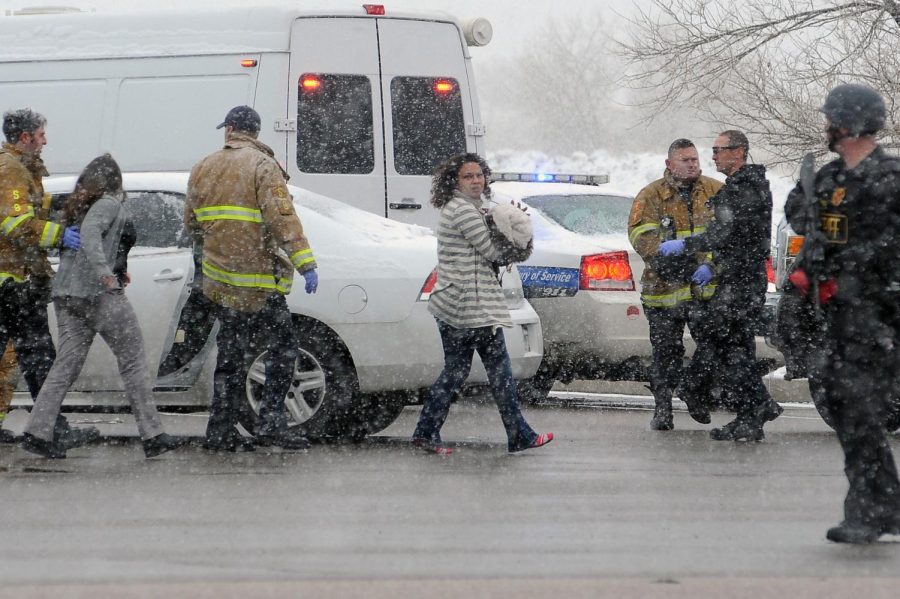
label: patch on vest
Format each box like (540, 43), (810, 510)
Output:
(820, 212), (848, 243)
(830, 187), (846, 207)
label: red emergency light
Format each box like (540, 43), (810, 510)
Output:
(300, 75), (323, 93)
(363, 4), (385, 15)
(433, 79), (455, 95)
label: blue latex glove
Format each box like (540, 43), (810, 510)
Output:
(692, 264), (714, 286)
(302, 269), (318, 294)
(61, 226), (81, 250)
(658, 239), (686, 256)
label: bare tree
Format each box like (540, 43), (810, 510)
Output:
(620, 0), (900, 165)
(479, 13), (688, 154)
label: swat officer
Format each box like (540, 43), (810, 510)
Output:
(784, 84), (900, 543)
(629, 139), (722, 430)
(0, 109), (98, 447)
(186, 105), (318, 452)
(659, 131), (783, 442)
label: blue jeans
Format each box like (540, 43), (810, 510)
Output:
(414, 319), (537, 451)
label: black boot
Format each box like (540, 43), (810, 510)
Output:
(54, 416), (101, 450)
(203, 427), (255, 453)
(763, 398), (784, 422)
(256, 426), (310, 450)
(19, 432), (66, 459)
(678, 388), (711, 424)
(0, 427), (17, 444)
(826, 521), (880, 544)
(143, 433), (189, 458)
(650, 388), (674, 431)
(710, 416), (764, 442)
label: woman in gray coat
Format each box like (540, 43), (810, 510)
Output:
(21, 154), (184, 458)
(412, 153), (553, 455)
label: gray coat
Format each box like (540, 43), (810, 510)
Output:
(52, 192), (127, 299)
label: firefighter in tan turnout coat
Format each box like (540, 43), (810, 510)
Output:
(186, 105), (318, 452)
(629, 138), (722, 431)
(0, 108), (99, 447)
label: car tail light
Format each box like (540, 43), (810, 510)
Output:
(786, 235), (804, 256)
(580, 251), (635, 291)
(418, 268), (438, 301)
(766, 256), (775, 284)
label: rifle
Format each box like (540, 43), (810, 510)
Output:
(795, 153), (827, 318)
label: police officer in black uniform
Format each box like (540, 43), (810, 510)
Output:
(659, 130), (782, 441)
(784, 84), (900, 543)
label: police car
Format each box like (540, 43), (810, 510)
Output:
(491, 173), (782, 400)
(16, 173), (543, 441)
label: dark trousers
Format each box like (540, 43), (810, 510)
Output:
(206, 294), (299, 441)
(682, 283), (770, 419)
(644, 304), (691, 396)
(414, 319), (536, 451)
(0, 281), (56, 400)
(821, 303), (900, 527)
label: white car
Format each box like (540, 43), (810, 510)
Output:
(15, 173), (543, 440)
(490, 177), (782, 400)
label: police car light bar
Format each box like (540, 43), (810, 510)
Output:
(491, 172), (610, 185)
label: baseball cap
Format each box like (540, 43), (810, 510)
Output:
(216, 105), (261, 132)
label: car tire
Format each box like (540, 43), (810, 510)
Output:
(239, 321), (359, 441)
(517, 361), (556, 404)
(345, 391), (411, 440)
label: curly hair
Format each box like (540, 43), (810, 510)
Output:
(64, 154), (123, 226)
(3, 108), (46, 144)
(430, 153), (492, 208)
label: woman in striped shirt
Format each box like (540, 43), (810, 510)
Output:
(412, 153), (553, 455)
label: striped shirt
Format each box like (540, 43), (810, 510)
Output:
(428, 192), (511, 329)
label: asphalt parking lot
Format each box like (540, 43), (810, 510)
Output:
(1, 395), (898, 598)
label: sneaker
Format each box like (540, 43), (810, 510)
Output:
(57, 426), (101, 450)
(19, 432), (66, 459)
(826, 521), (880, 544)
(509, 432), (554, 453)
(411, 436), (453, 455)
(710, 418), (764, 442)
(256, 428), (310, 450)
(143, 433), (189, 458)
(203, 428), (255, 453)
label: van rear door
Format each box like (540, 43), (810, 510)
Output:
(288, 18), (385, 217)
(288, 16), (477, 227)
(377, 18), (477, 225)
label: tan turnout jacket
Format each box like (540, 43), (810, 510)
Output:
(186, 133), (316, 313)
(628, 170), (722, 308)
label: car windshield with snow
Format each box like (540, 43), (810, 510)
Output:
(20, 173), (543, 441)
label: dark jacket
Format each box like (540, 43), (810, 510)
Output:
(784, 146), (900, 312)
(684, 164), (772, 291)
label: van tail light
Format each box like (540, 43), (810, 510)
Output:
(418, 268), (438, 301)
(433, 79), (455, 95)
(766, 256), (775, 284)
(363, 4), (385, 15)
(580, 251), (635, 291)
(300, 74), (322, 93)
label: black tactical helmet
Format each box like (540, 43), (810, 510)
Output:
(819, 83), (886, 136)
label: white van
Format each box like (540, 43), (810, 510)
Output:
(0, 3), (493, 227)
